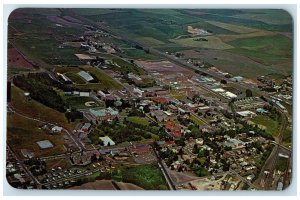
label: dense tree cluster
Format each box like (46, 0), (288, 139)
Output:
(13, 73), (66, 112)
(88, 119), (166, 145)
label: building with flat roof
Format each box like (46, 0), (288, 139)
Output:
(77, 71), (94, 82)
(99, 136), (115, 146)
(36, 140), (54, 149)
(237, 110), (256, 118)
(51, 126), (63, 133)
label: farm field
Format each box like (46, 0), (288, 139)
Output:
(231, 10), (293, 25)
(170, 36), (234, 50)
(206, 20), (260, 34)
(227, 34), (292, 68)
(121, 48), (163, 60)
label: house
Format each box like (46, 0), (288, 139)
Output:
(230, 76), (243, 82)
(21, 149), (35, 158)
(153, 97), (169, 104)
(165, 121), (182, 138)
(133, 87), (144, 97)
(51, 126), (63, 133)
(150, 109), (175, 122)
(80, 123), (91, 133)
(97, 90), (115, 100)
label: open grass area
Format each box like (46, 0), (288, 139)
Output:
(44, 158), (73, 172)
(65, 72), (86, 84)
(282, 126), (292, 147)
(251, 115), (279, 136)
(126, 116), (150, 126)
(110, 58), (145, 75)
(74, 65), (122, 90)
(275, 157), (289, 172)
(227, 34), (292, 66)
(137, 37), (165, 46)
(64, 96), (101, 109)
(54, 66), (81, 74)
(218, 30), (275, 42)
(7, 114), (66, 158)
(7, 67), (32, 77)
(97, 164), (168, 190)
(10, 86), (73, 129)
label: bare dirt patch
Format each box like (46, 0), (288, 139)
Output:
(8, 48), (35, 69)
(135, 60), (193, 75)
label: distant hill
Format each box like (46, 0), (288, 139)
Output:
(71, 180), (144, 190)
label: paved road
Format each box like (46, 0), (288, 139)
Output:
(7, 144), (42, 188)
(151, 146), (176, 190)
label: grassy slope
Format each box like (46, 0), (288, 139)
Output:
(10, 85), (73, 129)
(7, 114), (66, 157)
(102, 164), (168, 190)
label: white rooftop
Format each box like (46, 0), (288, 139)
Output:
(77, 71), (94, 82)
(99, 136), (115, 146)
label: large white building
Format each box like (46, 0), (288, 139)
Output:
(77, 71), (94, 82)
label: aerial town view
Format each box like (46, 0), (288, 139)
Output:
(6, 8), (293, 191)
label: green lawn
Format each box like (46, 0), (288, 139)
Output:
(275, 157), (289, 172)
(64, 96), (101, 109)
(126, 116), (150, 126)
(251, 115), (279, 136)
(98, 164), (168, 190)
(65, 72), (86, 84)
(282, 126), (292, 147)
(111, 58), (145, 75)
(77, 66), (122, 90)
